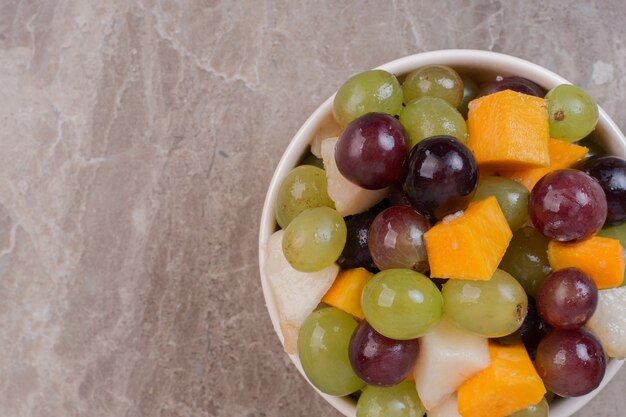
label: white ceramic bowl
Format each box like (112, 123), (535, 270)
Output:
(259, 49), (626, 417)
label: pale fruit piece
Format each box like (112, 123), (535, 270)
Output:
(321, 138), (388, 216)
(586, 286), (626, 359)
(264, 230), (339, 353)
(413, 318), (490, 410)
(310, 111), (342, 158)
(428, 394), (461, 417)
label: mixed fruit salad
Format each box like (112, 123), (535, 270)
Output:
(264, 62), (626, 417)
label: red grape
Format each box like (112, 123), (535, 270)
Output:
(529, 169), (607, 242)
(335, 112), (409, 190)
(477, 76), (546, 98)
(402, 136), (478, 221)
(536, 268), (598, 329)
(368, 206), (431, 272)
(577, 155), (626, 226)
(349, 320), (419, 386)
(535, 328), (606, 397)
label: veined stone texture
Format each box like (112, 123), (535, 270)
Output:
(0, 1), (625, 416)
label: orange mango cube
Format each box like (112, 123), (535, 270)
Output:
(424, 196), (512, 280)
(468, 90), (550, 170)
(322, 267), (373, 319)
(548, 236), (625, 289)
(501, 139), (588, 190)
(458, 343), (546, 417)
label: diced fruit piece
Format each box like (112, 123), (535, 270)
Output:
(499, 226), (552, 297)
(362, 269), (443, 340)
(467, 90), (550, 170)
(264, 230), (339, 353)
(356, 381), (426, 417)
(275, 165), (335, 228)
(403, 136), (477, 221)
(530, 169), (607, 243)
(368, 206), (431, 272)
(442, 270), (528, 338)
(472, 176), (529, 231)
(310, 111), (341, 157)
(428, 394), (462, 417)
(501, 139), (588, 190)
(403, 65), (464, 107)
(413, 318), (490, 410)
(598, 222), (626, 285)
(399, 97), (468, 147)
(333, 69), (403, 127)
(457, 343), (546, 417)
(282, 207), (347, 272)
(477, 76), (546, 99)
(535, 328), (606, 397)
(577, 155), (626, 226)
(536, 268), (598, 329)
(322, 267), (373, 319)
(298, 308), (365, 395)
(586, 286), (626, 359)
(335, 113), (409, 190)
(546, 84), (599, 143)
(321, 138), (388, 216)
(349, 320), (419, 386)
(548, 236), (625, 289)
(508, 398), (549, 417)
(425, 196), (512, 280)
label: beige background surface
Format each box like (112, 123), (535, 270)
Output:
(0, 1), (625, 416)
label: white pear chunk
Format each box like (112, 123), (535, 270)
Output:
(586, 286), (626, 359)
(321, 137), (388, 216)
(414, 318), (490, 410)
(428, 394), (461, 417)
(264, 230), (339, 354)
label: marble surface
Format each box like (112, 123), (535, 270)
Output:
(1, 0), (625, 416)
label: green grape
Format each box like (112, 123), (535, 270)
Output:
(333, 70), (403, 127)
(598, 222), (626, 286)
(275, 165), (334, 228)
(546, 84), (599, 143)
(508, 397), (549, 417)
(362, 269), (443, 340)
(399, 97), (467, 148)
(298, 308), (365, 396)
(576, 134), (607, 158)
(458, 73), (479, 118)
(300, 153), (325, 169)
(282, 207), (347, 272)
(442, 269), (528, 338)
(403, 65), (463, 107)
(356, 381), (426, 417)
(499, 227), (552, 296)
(473, 176), (529, 232)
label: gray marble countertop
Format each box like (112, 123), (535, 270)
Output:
(1, 1), (625, 416)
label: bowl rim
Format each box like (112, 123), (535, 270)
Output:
(258, 49), (626, 417)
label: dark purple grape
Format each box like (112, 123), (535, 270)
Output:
(337, 210), (380, 272)
(576, 156), (626, 226)
(529, 169), (607, 242)
(536, 268), (598, 329)
(349, 320), (419, 386)
(402, 136), (478, 221)
(388, 182), (411, 207)
(335, 112), (409, 190)
(477, 76), (546, 98)
(368, 206), (431, 272)
(495, 297), (551, 360)
(535, 328), (606, 397)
